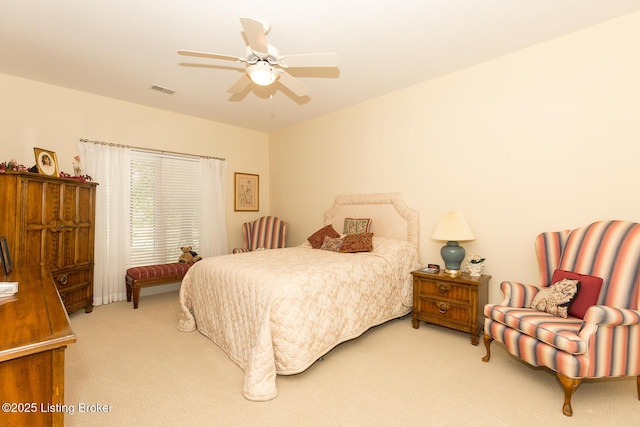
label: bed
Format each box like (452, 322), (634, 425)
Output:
(177, 193), (421, 401)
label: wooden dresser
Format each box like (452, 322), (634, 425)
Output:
(411, 269), (490, 345)
(0, 171), (97, 313)
(0, 266), (76, 426)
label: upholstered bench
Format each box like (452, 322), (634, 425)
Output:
(125, 262), (194, 309)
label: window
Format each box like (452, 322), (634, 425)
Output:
(129, 150), (200, 266)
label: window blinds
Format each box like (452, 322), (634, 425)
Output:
(129, 150), (201, 266)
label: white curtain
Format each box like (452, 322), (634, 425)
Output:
(78, 142), (228, 306)
(198, 157), (228, 257)
(78, 142), (131, 306)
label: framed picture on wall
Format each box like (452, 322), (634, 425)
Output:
(234, 172), (259, 211)
(0, 236), (12, 275)
(34, 147), (60, 177)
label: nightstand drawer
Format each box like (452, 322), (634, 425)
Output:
(415, 297), (471, 326)
(411, 270), (491, 345)
(414, 277), (471, 304)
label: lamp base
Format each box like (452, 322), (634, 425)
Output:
(440, 241), (466, 277)
(444, 268), (461, 277)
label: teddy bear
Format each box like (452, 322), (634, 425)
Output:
(178, 246), (203, 263)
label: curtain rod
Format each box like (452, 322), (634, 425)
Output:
(79, 138), (226, 161)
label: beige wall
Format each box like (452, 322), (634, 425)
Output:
(0, 73), (269, 251)
(270, 12), (640, 303)
(2, 12), (639, 303)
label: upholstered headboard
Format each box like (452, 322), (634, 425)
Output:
(324, 193), (420, 251)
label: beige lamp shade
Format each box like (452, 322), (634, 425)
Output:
(431, 212), (475, 242)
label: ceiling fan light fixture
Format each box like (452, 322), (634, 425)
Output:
(247, 61), (277, 86)
(180, 17), (339, 97)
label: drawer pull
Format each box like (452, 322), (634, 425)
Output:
(438, 302), (449, 314)
(438, 282), (451, 294)
(59, 275), (68, 285)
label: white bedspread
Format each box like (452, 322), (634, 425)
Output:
(177, 237), (421, 401)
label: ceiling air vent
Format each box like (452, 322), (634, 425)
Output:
(150, 85), (175, 95)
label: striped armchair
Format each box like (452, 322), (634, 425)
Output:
(482, 220), (640, 416)
(232, 216), (288, 254)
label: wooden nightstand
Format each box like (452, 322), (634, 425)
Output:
(411, 269), (491, 345)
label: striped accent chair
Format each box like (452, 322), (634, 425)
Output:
(482, 220), (640, 416)
(232, 216), (288, 254)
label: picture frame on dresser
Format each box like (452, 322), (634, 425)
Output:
(0, 236), (12, 275)
(33, 147), (59, 177)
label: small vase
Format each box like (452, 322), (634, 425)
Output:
(467, 261), (485, 277)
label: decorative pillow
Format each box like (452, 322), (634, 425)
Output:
(307, 224), (340, 249)
(340, 233), (373, 253)
(320, 236), (344, 252)
(343, 218), (372, 235)
(551, 269), (603, 319)
(530, 278), (580, 318)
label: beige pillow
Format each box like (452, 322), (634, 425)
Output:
(530, 278), (580, 318)
(343, 218), (372, 235)
(320, 236), (344, 252)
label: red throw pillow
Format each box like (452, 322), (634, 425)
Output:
(307, 224), (340, 249)
(551, 269), (603, 319)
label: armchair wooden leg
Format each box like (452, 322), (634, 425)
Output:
(637, 376), (639, 400)
(557, 373), (581, 417)
(481, 334), (493, 362)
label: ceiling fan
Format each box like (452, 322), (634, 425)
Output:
(178, 17), (339, 97)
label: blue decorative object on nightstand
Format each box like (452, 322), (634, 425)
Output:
(431, 212), (475, 277)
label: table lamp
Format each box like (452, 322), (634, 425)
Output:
(431, 212), (475, 277)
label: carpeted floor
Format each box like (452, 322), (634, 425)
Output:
(64, 291), (638, 426)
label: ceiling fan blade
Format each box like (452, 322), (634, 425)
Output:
(227, 74), (251, 94)
(278, 52), (340, 68)
(239, 17), (268, 57)
(277, 70), (310, 97)
(178, 50), (245, 63)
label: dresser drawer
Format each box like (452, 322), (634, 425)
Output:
(52, 268), (92, 291)
(414, 277), (471, 304)
(51, 267), (94, 313)
(415, 296), (471, 326)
